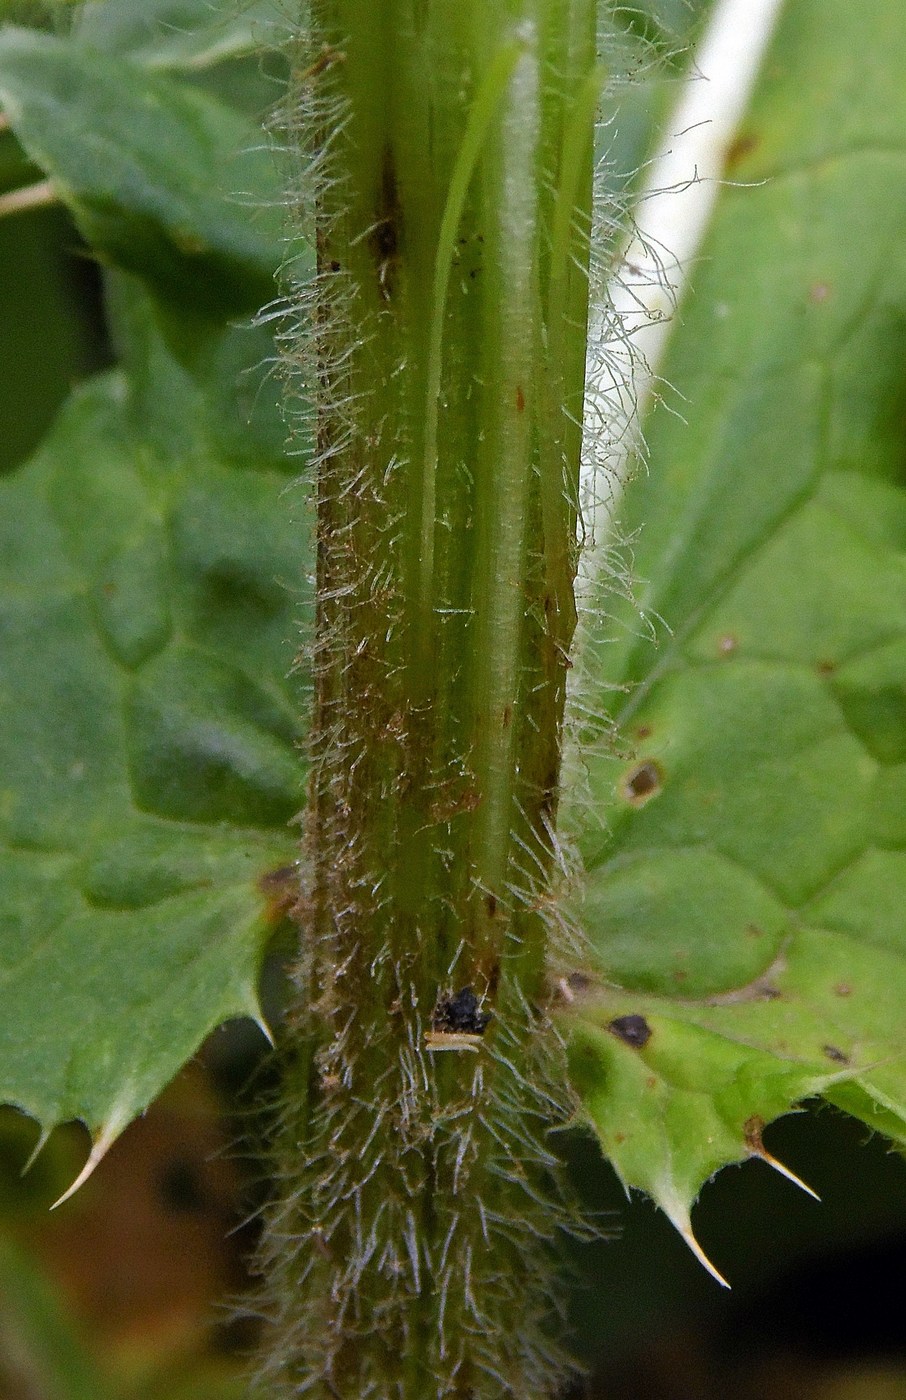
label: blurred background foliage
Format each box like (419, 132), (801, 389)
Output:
(0, 1), (904, 1397)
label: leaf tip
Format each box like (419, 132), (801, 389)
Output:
(661, 1194), (730, 1289)
(49, 1104), (131, 1210)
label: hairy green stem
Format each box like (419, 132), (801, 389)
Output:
(256, 4), (601, 1395)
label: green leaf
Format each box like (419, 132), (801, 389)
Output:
(564, 0), (906, 1270)
(0, 286), (308, 1156)
(0, 25), (284, 315)
(75, 0), (283, 70)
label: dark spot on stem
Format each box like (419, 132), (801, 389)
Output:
(823, 1044), (849, 1064)
(608, 1013), (652, 1049)
(369, 146), (402, 300)
(620, 759), (663, 806)
(516, 385), (525, 413)
(433, 987), (491, 1036)
(486, 892), (497, 919)
(502, 703), (512, 729)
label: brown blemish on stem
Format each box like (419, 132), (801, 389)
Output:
(369, 146), (402, 300)
(515, 385), (526, 413)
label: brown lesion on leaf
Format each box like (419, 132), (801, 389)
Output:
(743, 1114), (767, 1153)
(619, 758), (663, 806)
(552, 970), (595, 1006)
(257, 864), (300, 924)
(725, 131), (758, 170)
(823, 1043), (850, 1064)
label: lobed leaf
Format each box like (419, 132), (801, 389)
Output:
(0, 25), (284, 315)
(74, 0), (284, 70)
(564, 0), (906, 1271)
(0, 281), (308, 1156)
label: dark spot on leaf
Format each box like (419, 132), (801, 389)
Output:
(608, 1013), (652, 1049)
(258, 864), (297, 894)
(746, 923), (764, 938)
(613, 1132), (626, 1145)
(816, 658), (837, 676)
(672, 968), (688, 983)
(759, 985), (782, 1000)
(835, 982), (852, 997)
(258, 864), (299, 921)
(743, 1115), (766, 1153)
(636, 724), (652, 739)
(330, 259), (341, 272)
(809, 281), (832, 304)
(717, 633), (738, 656)
(433, 987), (491, 1036)
(619, 759), (663, 805)
(566, 971), (591, 993)
(823, 1044), (849, 1064)
(725, 131), (758, 169)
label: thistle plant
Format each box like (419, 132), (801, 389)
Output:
(253, 5), (609, 1394)
(3, 1), (906, 1397)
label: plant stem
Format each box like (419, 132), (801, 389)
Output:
(257, 4), (600, 1395)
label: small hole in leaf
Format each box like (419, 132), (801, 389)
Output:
(608, 1014), (652, 1049)
(620, 759), (663, 806)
